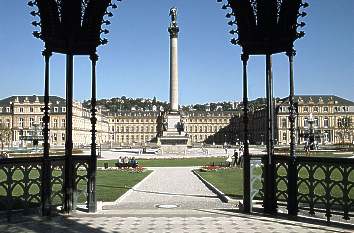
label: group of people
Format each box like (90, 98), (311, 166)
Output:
(116, 156), (138, 168)
(226, 146), (244, 167)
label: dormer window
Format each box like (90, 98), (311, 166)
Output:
(6, 107), (10, 113)
(62, 107), (66, 112)
(54, 107), (58, 113)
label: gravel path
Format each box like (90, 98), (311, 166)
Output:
(107, 167), (234, 210)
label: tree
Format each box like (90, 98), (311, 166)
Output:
(0, 123), (12, 155)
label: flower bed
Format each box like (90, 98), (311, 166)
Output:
(199, 165), (226, 172)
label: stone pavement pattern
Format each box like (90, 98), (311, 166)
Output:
(107, 167), (233, 210)
(1, 211), (352, 233)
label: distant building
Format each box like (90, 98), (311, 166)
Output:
(231, 95), (354, 145)
(0, 96), (110, 147)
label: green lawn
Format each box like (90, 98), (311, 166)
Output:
(98, 157), (227, 168)
(95, 170), (152, 202)
(196, 168), (244, 199)
(196, 167), (354, 201)
(0, 169), (152, 209)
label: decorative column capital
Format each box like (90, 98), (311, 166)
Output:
(241, 53), (249, 63)
(42, 49), (52, 57)
(90, 53), (99, 62)
(168, 26), (179, 38)
(286, 49), (296, 60)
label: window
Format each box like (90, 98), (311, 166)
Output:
(19, 118), (24, 128)
(62, 133), (65, 141)
(313, 107), (318, 112)
(324, 117), (329, 128)
(283, 132), (287, 141)
(30, 107), (34, 113)
(53, 133), (57, 141)
(111, 126), (115, 132)
(54, 119), (58, 128)
(337, 118), (342, 127)
(282, 118), (287, 128)
(314, 117), (319, 127)
(323, 107), (328, 112)
(30, 118), (34, 127)
(303, 107), (308, 112)
(6, 119), (10, 128)
(62, 119), (65, 127)
(304, 117), (309, 128)
(19, 107), (24, 113)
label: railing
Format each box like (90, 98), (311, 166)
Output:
(0, 155), (91, 219)
(273, 155), (354, 222)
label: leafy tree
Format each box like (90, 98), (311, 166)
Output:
(0, 123), (12, 154)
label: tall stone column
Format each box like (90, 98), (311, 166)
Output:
(168, 7), (179, 112)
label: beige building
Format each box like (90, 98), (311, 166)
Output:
(107, 110), (236, 146)
(183, 111), (235, 144)
(276, 95), (354, 145)
(0, 96), (110, 148)
(231, 95), (354, 145)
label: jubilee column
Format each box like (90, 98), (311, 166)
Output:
(168, 7), (180, 112)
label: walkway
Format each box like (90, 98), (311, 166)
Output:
(1, 210), (352, 233)
(104, 167), (233, 210)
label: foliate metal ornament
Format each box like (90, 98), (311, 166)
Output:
(28, 0), (121, 55)
(218, 0), (308, 54)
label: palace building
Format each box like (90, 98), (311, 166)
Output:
(0, 96), (110, 147)
(231, 95), (354, 145)
(0, 95), (353, 148)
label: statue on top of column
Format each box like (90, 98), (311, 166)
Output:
(169, 7), (177, 27)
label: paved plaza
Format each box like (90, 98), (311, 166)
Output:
(1, 209), (353, 233)
(104, 167), (234, 210)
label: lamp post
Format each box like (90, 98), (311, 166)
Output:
(29, 0), (120, 215)
(218, 0), (308, 214)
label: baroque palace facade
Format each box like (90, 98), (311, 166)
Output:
(0, 96), (110, 147)
(0, 95), (353, 147)
(231, 95), (354, 145)
(108, 110), (235, 145)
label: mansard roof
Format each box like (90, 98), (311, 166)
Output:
(0, 95), (66, 107)
(279, 95), (354, 106)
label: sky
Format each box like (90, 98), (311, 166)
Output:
(0, 1), (353, 105)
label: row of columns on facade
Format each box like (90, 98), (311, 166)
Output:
(41, 50), (98, 215)
(241, 49), (297, 214)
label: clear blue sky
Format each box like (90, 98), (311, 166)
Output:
(0, 1), (353, 104)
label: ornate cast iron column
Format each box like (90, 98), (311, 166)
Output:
(88, 53), (98, 212)
(241, 53), (251, 213)
(287, 49), (297, 158)
(29, 0), (120, 214)
(287, 49), (298, 215)
(41, 49), (52, 216)
(264, 54), (276, 213)
(64, 54), (74, 213)
(219, 0), (308, 214)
